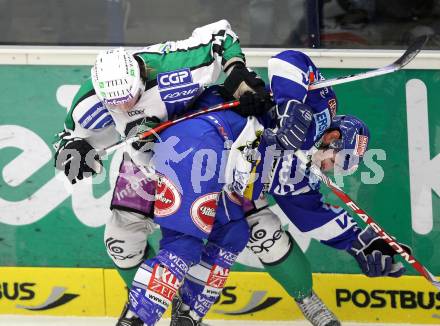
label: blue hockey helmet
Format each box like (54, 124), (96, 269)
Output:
(327, 115), (370, 172)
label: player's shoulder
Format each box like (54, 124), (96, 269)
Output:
(70, 79), (114, 130)
(131, 45), (168, 57)
(271, 50), (313, 69)
(132, 44), (178, 75)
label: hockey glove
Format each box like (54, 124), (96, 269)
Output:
(262, 103), (313, 151)
(124, 116), (161, 151)
(347, 226), (411, 277)
(223, 62), (266, 99)
(233, 90), (274, 117)
(55, 138), (102, 184)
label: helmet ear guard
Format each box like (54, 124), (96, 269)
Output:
(91, 48), (144, 108)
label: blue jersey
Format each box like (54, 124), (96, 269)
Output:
(269, 50), (337, 149)
(152, 84), (358, 250)
(257, 50), (339, 196)
(151, 87), (247, 239)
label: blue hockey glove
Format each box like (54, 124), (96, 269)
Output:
(262, 103), (313, 151)
(347, 226), (411, 277)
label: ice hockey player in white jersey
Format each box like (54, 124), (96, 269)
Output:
(53, 20), (387, 326)
(53, 19), (274, 325)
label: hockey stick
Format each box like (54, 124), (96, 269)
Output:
(61, 100), (239, 166)
(308, 35), (429, 90)
(294, 149), (440, 290)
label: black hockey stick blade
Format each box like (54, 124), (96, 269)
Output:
(394, 34), (429, 68)
(309, 34), (429, 90)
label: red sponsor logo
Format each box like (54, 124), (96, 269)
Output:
(354, 135), (368, 156)
(328, 98), (337, 117)
(309, 71), (315, 83)
(154, 175), (182, 217)
(148, 264), (181, 303)
(206, 264), (230, 289)
(190, 193), (219, 233)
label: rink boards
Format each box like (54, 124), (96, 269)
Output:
(1, 54), (440, 324)
(0, 267), (439, 324)
(1, 64), (440, 276)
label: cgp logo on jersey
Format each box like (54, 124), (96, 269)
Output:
(157, 68), (200, 102)
(158, 68), (193, 88)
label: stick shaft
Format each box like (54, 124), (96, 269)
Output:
(294, 150), (440, 290)
(308, 35), (428, 90)
(61, 100), (239, 166)
(102, 100), (240, 155)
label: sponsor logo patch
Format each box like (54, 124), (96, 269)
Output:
(354, 135), (368, 156)
(127, 109), (145, 117)
(218, 249), (238, 266)
(166, 252), (189, 274)
(313, 110), (331, 140)
(157, 68), (200, 102)
(160, 84), (200, 102)
(328, 98), (337, 117)
(79, 104), (107, 128)
(147, 265), (181, 306)
(207, 265), (230, 290)
(154, 175), (182, 217)
(190, 193), (219, 233)
(157, 68), (193, 89)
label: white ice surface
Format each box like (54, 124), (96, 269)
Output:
(0, 316), (427, 326)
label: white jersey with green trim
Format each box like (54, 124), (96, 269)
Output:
(57, 19), (245, 152)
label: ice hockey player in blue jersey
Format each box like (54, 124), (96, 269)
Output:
(123, 89), (401, 326)
(168, 50), (409, 326)
(122, 76), (408, 325)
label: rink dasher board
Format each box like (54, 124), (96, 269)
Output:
(0, 46), (439, 69)
(0, 267), (439, 324)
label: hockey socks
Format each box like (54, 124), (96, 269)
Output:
(180, 243), (238, 319)
(129, 249), (189, 325)
(117, 241), (157, 288)
(263, 234), (312, 301)
(246, 208), (313, 301)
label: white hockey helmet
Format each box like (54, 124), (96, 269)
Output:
(91, 47), (143, 110)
